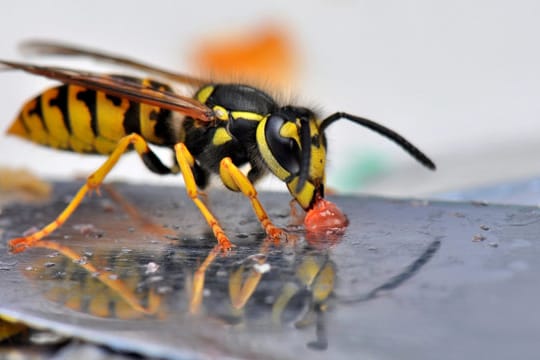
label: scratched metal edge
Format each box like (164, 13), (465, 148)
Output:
(0, 308), (200, 360)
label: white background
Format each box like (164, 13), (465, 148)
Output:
(1, 0), (539, 197)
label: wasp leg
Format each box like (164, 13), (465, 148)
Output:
(174, 143), (233, 251)
(219, 157), (286, 242)
(9, 133), (164, 253)
(189, 245), (220, 314)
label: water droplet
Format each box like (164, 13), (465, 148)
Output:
(145, 262), (160, 274)
(254, 263), (271, 274)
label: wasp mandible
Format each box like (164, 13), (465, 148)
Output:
(2, 40), (436, 253)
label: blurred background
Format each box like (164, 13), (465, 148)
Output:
(0, 0), (539, 200)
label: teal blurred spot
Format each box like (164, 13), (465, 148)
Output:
(329, 150), (389, 192)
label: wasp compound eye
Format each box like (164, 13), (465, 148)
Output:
(263, 114), (301, 176)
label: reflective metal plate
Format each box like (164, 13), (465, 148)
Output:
(1, 182), (539, 359)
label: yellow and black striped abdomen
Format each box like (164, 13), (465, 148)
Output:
(7, 77), (176, 154)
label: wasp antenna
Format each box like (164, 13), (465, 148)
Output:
(320, 112), (436, 170)
(296, 119), (312, 192)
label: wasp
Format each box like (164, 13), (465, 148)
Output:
(2, 41), (436, 253)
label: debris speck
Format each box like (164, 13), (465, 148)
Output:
(480, 225), (490, 231)
(25, 266), (33, 271)
(411, 199), (429, 207)
(148, 275), (163, 283)
(247, 254), (267, 262)
(216, 269), (228, 277)
(73, 223), (98, 236)
(73, 256), (88, 265)
(488, 242), (499, 248)
(157, 286), (172, 294)
(23, 226), (39, 237)
(473, 234), (486, 242)
(471, 200), (488, 207)
(30, 330), (68, 345)
(100, 199), (115, 212)
(44, 262), (56, 268)
(0, 260), (16, 271)
(108, 274), (118, 280)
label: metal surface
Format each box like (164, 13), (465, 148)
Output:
(1, 181), (539, 359)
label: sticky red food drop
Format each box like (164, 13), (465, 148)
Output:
(304, 198), (349, 234)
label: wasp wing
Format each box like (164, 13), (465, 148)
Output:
(20, 39), (209, 87)
(0, 60), (215, 122)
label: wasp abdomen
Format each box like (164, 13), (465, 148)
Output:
(8, 79), (175, 154)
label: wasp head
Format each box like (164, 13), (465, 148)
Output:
(256, 106), (327, 210)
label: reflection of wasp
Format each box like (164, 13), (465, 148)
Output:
(25, 229), (441, 351)
(2, 41), (436, 253)
(26, 234), (338, 350)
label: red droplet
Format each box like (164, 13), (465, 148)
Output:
(304, 198), (349, 234)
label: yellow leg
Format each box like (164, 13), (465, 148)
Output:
(219, 157), (285, 242)
(174, 143), (232, 251)
(228, 237), (274, 311)
(229, 264), (264, 310)
(9, 133), (156, 253)
(189, 245), (220, 315)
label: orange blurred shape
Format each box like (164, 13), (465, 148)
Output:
(192, 25), (297, 89)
